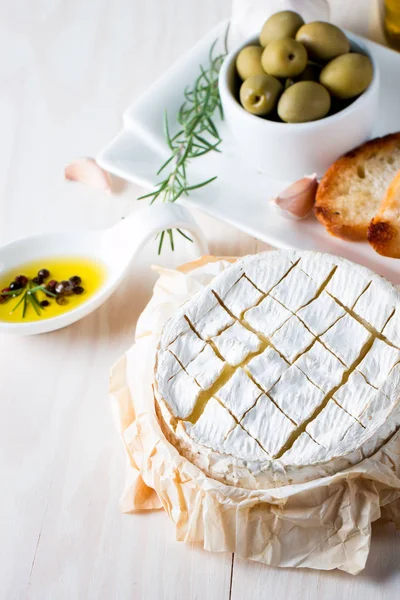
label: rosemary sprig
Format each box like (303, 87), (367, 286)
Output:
(138, 27), (229, 253)
(9, 284), (55, 316)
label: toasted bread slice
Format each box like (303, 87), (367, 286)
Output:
(368, 170), (400, 257)
(314, 132), (400, 241)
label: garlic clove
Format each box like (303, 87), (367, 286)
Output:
(65, 157), (112, 193)
(273, 174), (318, 220)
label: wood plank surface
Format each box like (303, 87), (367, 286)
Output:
(0, 1), (399, 598)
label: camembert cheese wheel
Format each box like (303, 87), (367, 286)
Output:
(154, 251), (400, 489)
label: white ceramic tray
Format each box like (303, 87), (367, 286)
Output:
(97, 21), (400, 283)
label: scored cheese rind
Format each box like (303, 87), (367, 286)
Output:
(297, 291), (345, 336)
(320, 314), (371, 367)
(353, 279), (396, 332)
(192, 301), (235, 340)
(157, 369), (201, 419)
(216, 368), (262, 420)
(383, 308), (400, 348)
(298, 253), (336, 286)
(306, 400), (362, 451)
(246, 347), (289, 392)
(184, 397), (236, 450)
(271, 316), (315, 362)
(242, 251), (295, 294)
(270, 267), (319, 312)
(169, 329), (206, 367)
(186, 344), (225, 390)
(223, 424), (269, 461)
(244, 295), (292, 338)
(357, 338), (400, 388)
(154, 250), (400, 490)
(294, 341), (346, 392)
(333, 371), (379, 420)
(326, 266), (371, 308)
(212, 321), (262, 367)
(280, 432), (326, 466)
(269, 365), (325, 425)
(156, 350), (182, 382)
(241, 394), (296, 457)
(216, 275), (264, 318)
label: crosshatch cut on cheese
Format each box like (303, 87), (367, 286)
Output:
(154, 250), (400, 490)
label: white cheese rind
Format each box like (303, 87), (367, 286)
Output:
(270, 267), (319, 312)
(353, 279), (396, 332)
(223, 425), (269, 461)
(294, 341), (346, 392)
(246, 347), (289, 392)
(297, 291), (345, 336)
(269, 365), (325, 425)
(326, 267), (371, 308)
(320, 314), (371, 367)
(357, 338), (400, 388)
(186, 344), (225, 390)
(156, 350), (182, 382)
(306, 400), (362, 450)
(333, 371), (378, 420)
(271, 316), (315, 362)
(192, 301), (235, 340)
(212, 321), (262, 366)
(298, 254), (336, 286)
(169, 329), (206, 366)
(185, 397), (236, 450)
(242, 394), (296, 457)
(243, 252), (295, 294)
(157, 369), (201, 419)
(216, 275), (263, 318)
(244, 295), (292, 338)
(216, 368), (262, 420)
(280, 432), (326, 466)
(383, 308), (400, 348)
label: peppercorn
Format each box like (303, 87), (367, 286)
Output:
(69, 275), (82, 286)
(32, 276), (43, 285)
(38, 269), (50, 279)
(56, 296), (68, 306)
(15, 275), (28, 287)
(73, 285), (84, 295)
(61, 280), (73, 296)
(9, 281), (22, 291)
(40, 300), (50, 307)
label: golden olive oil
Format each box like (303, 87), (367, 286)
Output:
(384, 0), (400, 50)
(0, 257), (106, 323)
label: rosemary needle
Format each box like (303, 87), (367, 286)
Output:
(138, 27), (229, 254)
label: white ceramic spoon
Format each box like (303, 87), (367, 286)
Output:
(0, 203), (208, 335)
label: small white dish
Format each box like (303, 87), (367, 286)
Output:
(219, 32), (380, 179)
(97, 22), (400, 283)
(0, 204), (208, 335)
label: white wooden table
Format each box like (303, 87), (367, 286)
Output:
(1, 1), (399, 598)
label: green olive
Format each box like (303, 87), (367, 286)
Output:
(261, 39), (307, 78)
(236, 45), (265, 80)
(295, 61), (321, 82)
(260, 10), (304, 46)
(320, 53), (373, 99)
(239, 74), (283, 116)
(277, 81), (331, 123)
(295, 21), (350, 62)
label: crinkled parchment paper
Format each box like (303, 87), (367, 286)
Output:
(110, 256), (400, 574)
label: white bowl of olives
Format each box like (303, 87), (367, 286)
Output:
(219, 11), (379, 180)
